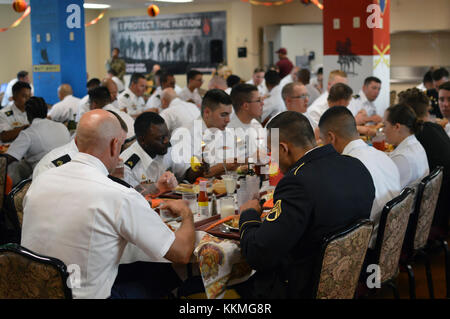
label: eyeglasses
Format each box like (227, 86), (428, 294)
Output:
(290, 94), (309, 100)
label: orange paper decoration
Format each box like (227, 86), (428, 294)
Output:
(147, 4), (160, 17)
(12, 0), (28, 13)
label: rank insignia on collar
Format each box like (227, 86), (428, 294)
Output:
(266, 200), (282, 222)
(51, 154), (71, 167)
(124, 93), (130, 98)
(141, 174), (147, 181)
(125, 154), (140, 169)
(353, 94), (360, 99)
(5, 111), (13, 117)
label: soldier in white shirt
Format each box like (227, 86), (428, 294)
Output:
(47, 84), (81, 123)
(261, 70), (285, 125)
(88, 86), (135, 139)
(178, 70), (203, 107)
(75, 78), (102, 123)
(319, 106), (401, 248)
(121, 112), (201, 188)
(172, 89), (238, 178)
(6, 97), (71, 185)
(0, 81), (31, 143)
(307, 70), (348, 127)
(347, 76), (383, 124)
(1, 71), (34, 108)
(32, 110), (130, 180)
(159, 88), (200, 134)
(246, 67), (267, 97)
(145, 72), (182, 111)
(22, 109), (195, 299)
(384, 104), (430, 188)
(117, 73), (147, 118)
(438, 82), (450, 137)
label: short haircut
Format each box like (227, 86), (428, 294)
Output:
(364, 76), (381, 86)
(129, 73), (146, 87)
(230, 83), (258, 113)
(264, 70), (281, 87)
(439, 81), (450, 91)
(281, 82), (297, 101)
(398, 88), (429, 118)
(113, 47), (120, 53)
(25, 97), (47, 119)
(17, 71), (28, 79)
(160, 71), (174, 86)
(226, 75), (241, 88)
(328, 83), (353, 103)
(88, 87), (112, 106)
(253, 67), (265, 74)
(317, 67), (323, 75)
(267, 111), (315, 148)
(108, 69), (118, 77)
(386, 103), (420, 134)
(106, 110), (128, 133)
(134, 111), (165, 138)
(328, 70), (347, 82)
(12, 81), (31, 96)
(201, 89), (232, 115)
(297, 69), (311, 85)
(87, 78), (101, 89)
(187, 70), (202, 82)
(423, 70), (433, 84)
(432, 67), (449, 82)
(318, 106), (359, 140)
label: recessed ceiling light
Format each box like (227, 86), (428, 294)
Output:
(83, 3), (111, 9)
(151, 0), (194, 3)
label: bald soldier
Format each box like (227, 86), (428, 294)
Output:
(22, 109), (195, 299)
(48, 84), (81, 123)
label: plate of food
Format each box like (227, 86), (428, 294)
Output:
(223, 215), (239, 231)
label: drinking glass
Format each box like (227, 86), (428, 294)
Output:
(218, 196), (236, 219)
(182, 193), (198, 215)
(222, 174), (237, 196)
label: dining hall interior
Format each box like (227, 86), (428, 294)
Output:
(0, 0), (449, 302)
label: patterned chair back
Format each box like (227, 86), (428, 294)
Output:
(0, 155), (8, 209)
(411, 167), (444, 251)
(374, 188), (415, 283)
(0, 243), (72, 299)
(8, 178), (32, 230)
(314, 219), (373, 299)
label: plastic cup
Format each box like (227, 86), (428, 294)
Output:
(218, 196), (236, 219)
(182, 193), (198, 215)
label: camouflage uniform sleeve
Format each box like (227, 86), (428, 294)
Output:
(239, 172), (313, 271)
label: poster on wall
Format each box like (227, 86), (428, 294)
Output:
(109, 11), (227, 75)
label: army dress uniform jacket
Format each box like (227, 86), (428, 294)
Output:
(239, 144), (375, 298)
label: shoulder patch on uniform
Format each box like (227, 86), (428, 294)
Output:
(266, 200), (282, 222)
(5, 111), (13, 117)
(51, 154), (71, 167)
(124, 93), (130, 98)
(294, 163), (305, 176)
(125, 154), (140, 169)
(108, 175), (132, 188)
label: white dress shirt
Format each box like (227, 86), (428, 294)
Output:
(48, 95), (81, 123)
(160, 98), (200, 134)
(306, 83), (321, 107)
(103, 104), (135, 139)
(265, 111), (317, 131)
(22, 152), (175, 299)
(146, 86), (183, 111)
(7, 118), (70, 165)
(262, 85), (285, 124)
(246, 79), (268, 97)
(1, 79), (34, 107)
(389, 135), (429, 188)
(347, 90), (377, 117)
(121, 141), (189, 188)
(227, 113), (265, 160)
(178, 87), (202, 107)
(117, 88), (146, 117)
(112, 76), (125, 93)
(0, 103), (29, 135)
(342, 139), (402, 247)
(75, 95), (90, 123)
(306, 91), (329, 127)
(32, 138), (78, 180)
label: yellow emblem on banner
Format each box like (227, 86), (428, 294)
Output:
(373, 44), (390, 69)
(33, 64), (61, 73)
(266, 200), (282, 222)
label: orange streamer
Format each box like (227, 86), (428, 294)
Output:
(0, 6), (31, 32)
(85, 10), (107, 27)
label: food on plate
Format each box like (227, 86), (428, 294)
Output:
(204, 215), (236, 232)
(224, 215), (239, 229)
(212, 179), (227, 195)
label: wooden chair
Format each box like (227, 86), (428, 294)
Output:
(365, 187), (415, 298)
(312, 219), (373, 299)
(0, 243), (72, 299)
(401, 166), (444, 299)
